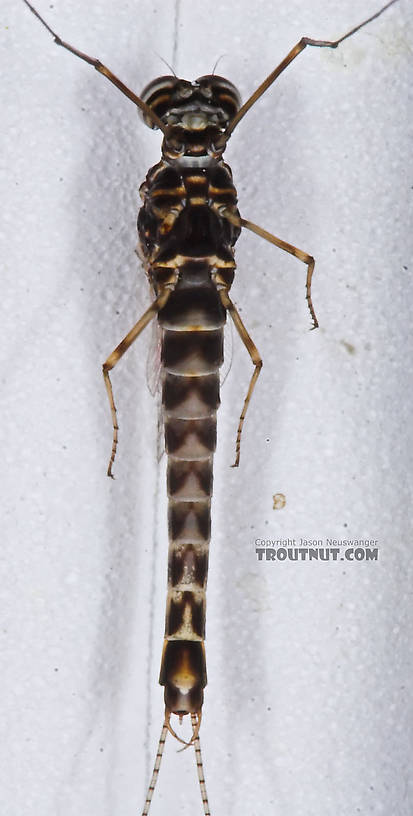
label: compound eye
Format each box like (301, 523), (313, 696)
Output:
(138, 75), (179, 129)
(196, 74), (241, 116)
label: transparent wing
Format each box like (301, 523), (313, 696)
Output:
(221, 317), (233, 388)
(146, 319), (163, 397)
(154, 389), (165, 464)
(145, 320), (165, 463)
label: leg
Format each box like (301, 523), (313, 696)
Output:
(103, 288), (172, 478)
(221, 208), (318, 329)
(217, 0), (399, 145)
(23, 1), (167, 133)
(218, 289), (262, 468)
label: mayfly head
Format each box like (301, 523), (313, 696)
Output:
(138, 74), (241, 132)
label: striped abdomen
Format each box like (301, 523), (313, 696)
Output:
(158, 276), (225, 714)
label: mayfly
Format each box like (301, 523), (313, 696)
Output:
(23, 1), (400, 812)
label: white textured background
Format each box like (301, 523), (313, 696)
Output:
(2, 1), (412, 814)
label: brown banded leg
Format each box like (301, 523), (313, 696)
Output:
(216, 0), (400, 147)
(22, 0), (168, 132)
(103, 287), (173, 478)
(222, 209), (318, 329)
(218, 288), (262, 468)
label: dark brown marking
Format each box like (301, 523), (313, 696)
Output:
(159, 640), (206, 714)
(162, 330), (224, 375)
(159, 285), (226, 330)
(169, 544), (209, 588)
(168, 460), (213, 500)
(168, 500), (211, 542)
(165, 418), (217, 459)
(166, 590), (205, 639)
(163, 373), (220, 417)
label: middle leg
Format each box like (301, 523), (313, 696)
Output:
(220, 208), (319, 329)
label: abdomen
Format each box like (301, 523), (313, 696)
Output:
(158, 275), (225, 715)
